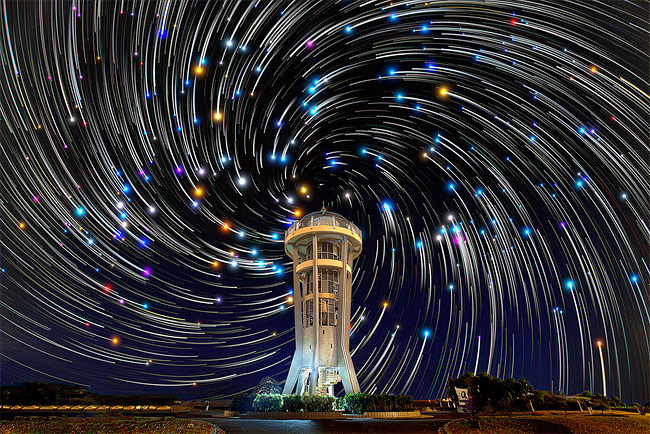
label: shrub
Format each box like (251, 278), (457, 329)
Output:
(230, 393), (249, 413)
(591, 398), (610, 415)
(373, 394), (391, 412)
(567, 399), (582, 412)
(343, 393), (370, 413)
(343, 393), (413, 413)
(302, 394), (334, 412)
(281, 394), (305, 412)
(253, 394), (283, 412)
(334, 396), (345, 411)
(496, 396), (514, 415)
(447, 373), (535, 412)
(395, 395), (414, 411)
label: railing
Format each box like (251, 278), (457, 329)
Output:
(285, 215), (361, 239)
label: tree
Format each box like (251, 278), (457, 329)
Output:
(252, 377), (282, 395)
(448, 374), (535, 413)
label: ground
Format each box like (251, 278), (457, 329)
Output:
(0, 416), (221, 434)
(200, 417), (452, 433)
(1, 412), (648, 433)
(447, 411), (650, 433)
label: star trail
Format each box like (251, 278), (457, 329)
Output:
(1, 0), (649, 403)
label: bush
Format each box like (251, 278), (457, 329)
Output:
(230, 393), (249, 413)
(302, 394), (334, 412)
(242, 392), (414, 414)
(567, 400), (583, 411)
(281, 394), (305, 412)
(591, 397), (610, 415)
(447, 373), (539, 413)
(395, 395), (414, 411)
(343, 393), (371, 413)
(229, 393), (257, 413)
(245, 394), (256, 412)
(253, 394), (283, 412)
(373, 394), (392, 412)
(343, 393), (413, 414)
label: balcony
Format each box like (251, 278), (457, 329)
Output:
(286, 213), (361, 239)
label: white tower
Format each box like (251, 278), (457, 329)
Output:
(283, 206), (363, 396)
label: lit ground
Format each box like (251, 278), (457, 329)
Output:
(0, 416), (220, 434)
(447, 411), (650, 433)
(201, 417), (451, 433)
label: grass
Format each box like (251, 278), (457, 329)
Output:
(0, 416), (221, 434)
(447, 410), (650, 433)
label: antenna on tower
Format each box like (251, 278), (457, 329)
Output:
(321, 201), (326, 212)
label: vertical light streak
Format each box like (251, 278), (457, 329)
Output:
(473, 335), (481, 375)
(598, 340), (607, 397)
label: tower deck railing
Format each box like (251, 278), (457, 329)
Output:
(286, 215), (361, 239)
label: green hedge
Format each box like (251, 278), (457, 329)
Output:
(282, 394), (305, 412)
(253, 394), (283, 412)
(229, 392), (256, 413)
(230, 392), (413, 413)
(342, 393), (414, 414)
(303, 394), (335, 412)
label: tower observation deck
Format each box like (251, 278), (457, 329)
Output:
(283, 206), (362, 396)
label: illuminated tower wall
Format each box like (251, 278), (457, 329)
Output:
(283, 208), (363, 396)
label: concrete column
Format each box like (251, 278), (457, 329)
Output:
(309, 232), (319, 394)
(345, 242), (360, 392)
(283, 245), (303, 394)
(338, 237), (360, 394)
(333, 238), (342, 373)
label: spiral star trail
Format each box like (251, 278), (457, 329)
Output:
(1, 1), (648, 402)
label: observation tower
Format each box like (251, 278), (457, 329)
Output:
(283, 206), (363, 396)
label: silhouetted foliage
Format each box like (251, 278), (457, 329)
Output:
(229, 392), (256, 413)
(281, 394), (305, 412)
(591, 395), (611, 415)
(0, 382), (177, 406)
(342, 393), (413, 414)
(447, 372), (533, 412)
(252, 377), (282, 395)
(302, 394), (334, 412)
(253, 393), (283, 412)
(446, 375), (643, 415)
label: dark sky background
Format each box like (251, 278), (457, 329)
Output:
(1, 1), (649, 402)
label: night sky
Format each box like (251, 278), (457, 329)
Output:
(1, 1), (649, 403)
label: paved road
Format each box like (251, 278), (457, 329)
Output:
(203, 417), (452, 433)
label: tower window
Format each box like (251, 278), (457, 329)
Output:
(317, 241), (339, 260)
(319, 298), (337, 327)
(318, 268), (339, 294)
(304, 299), (314, 328)
(304, 271), (313, 295)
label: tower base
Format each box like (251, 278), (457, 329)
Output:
(284, 365), (354, 397)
